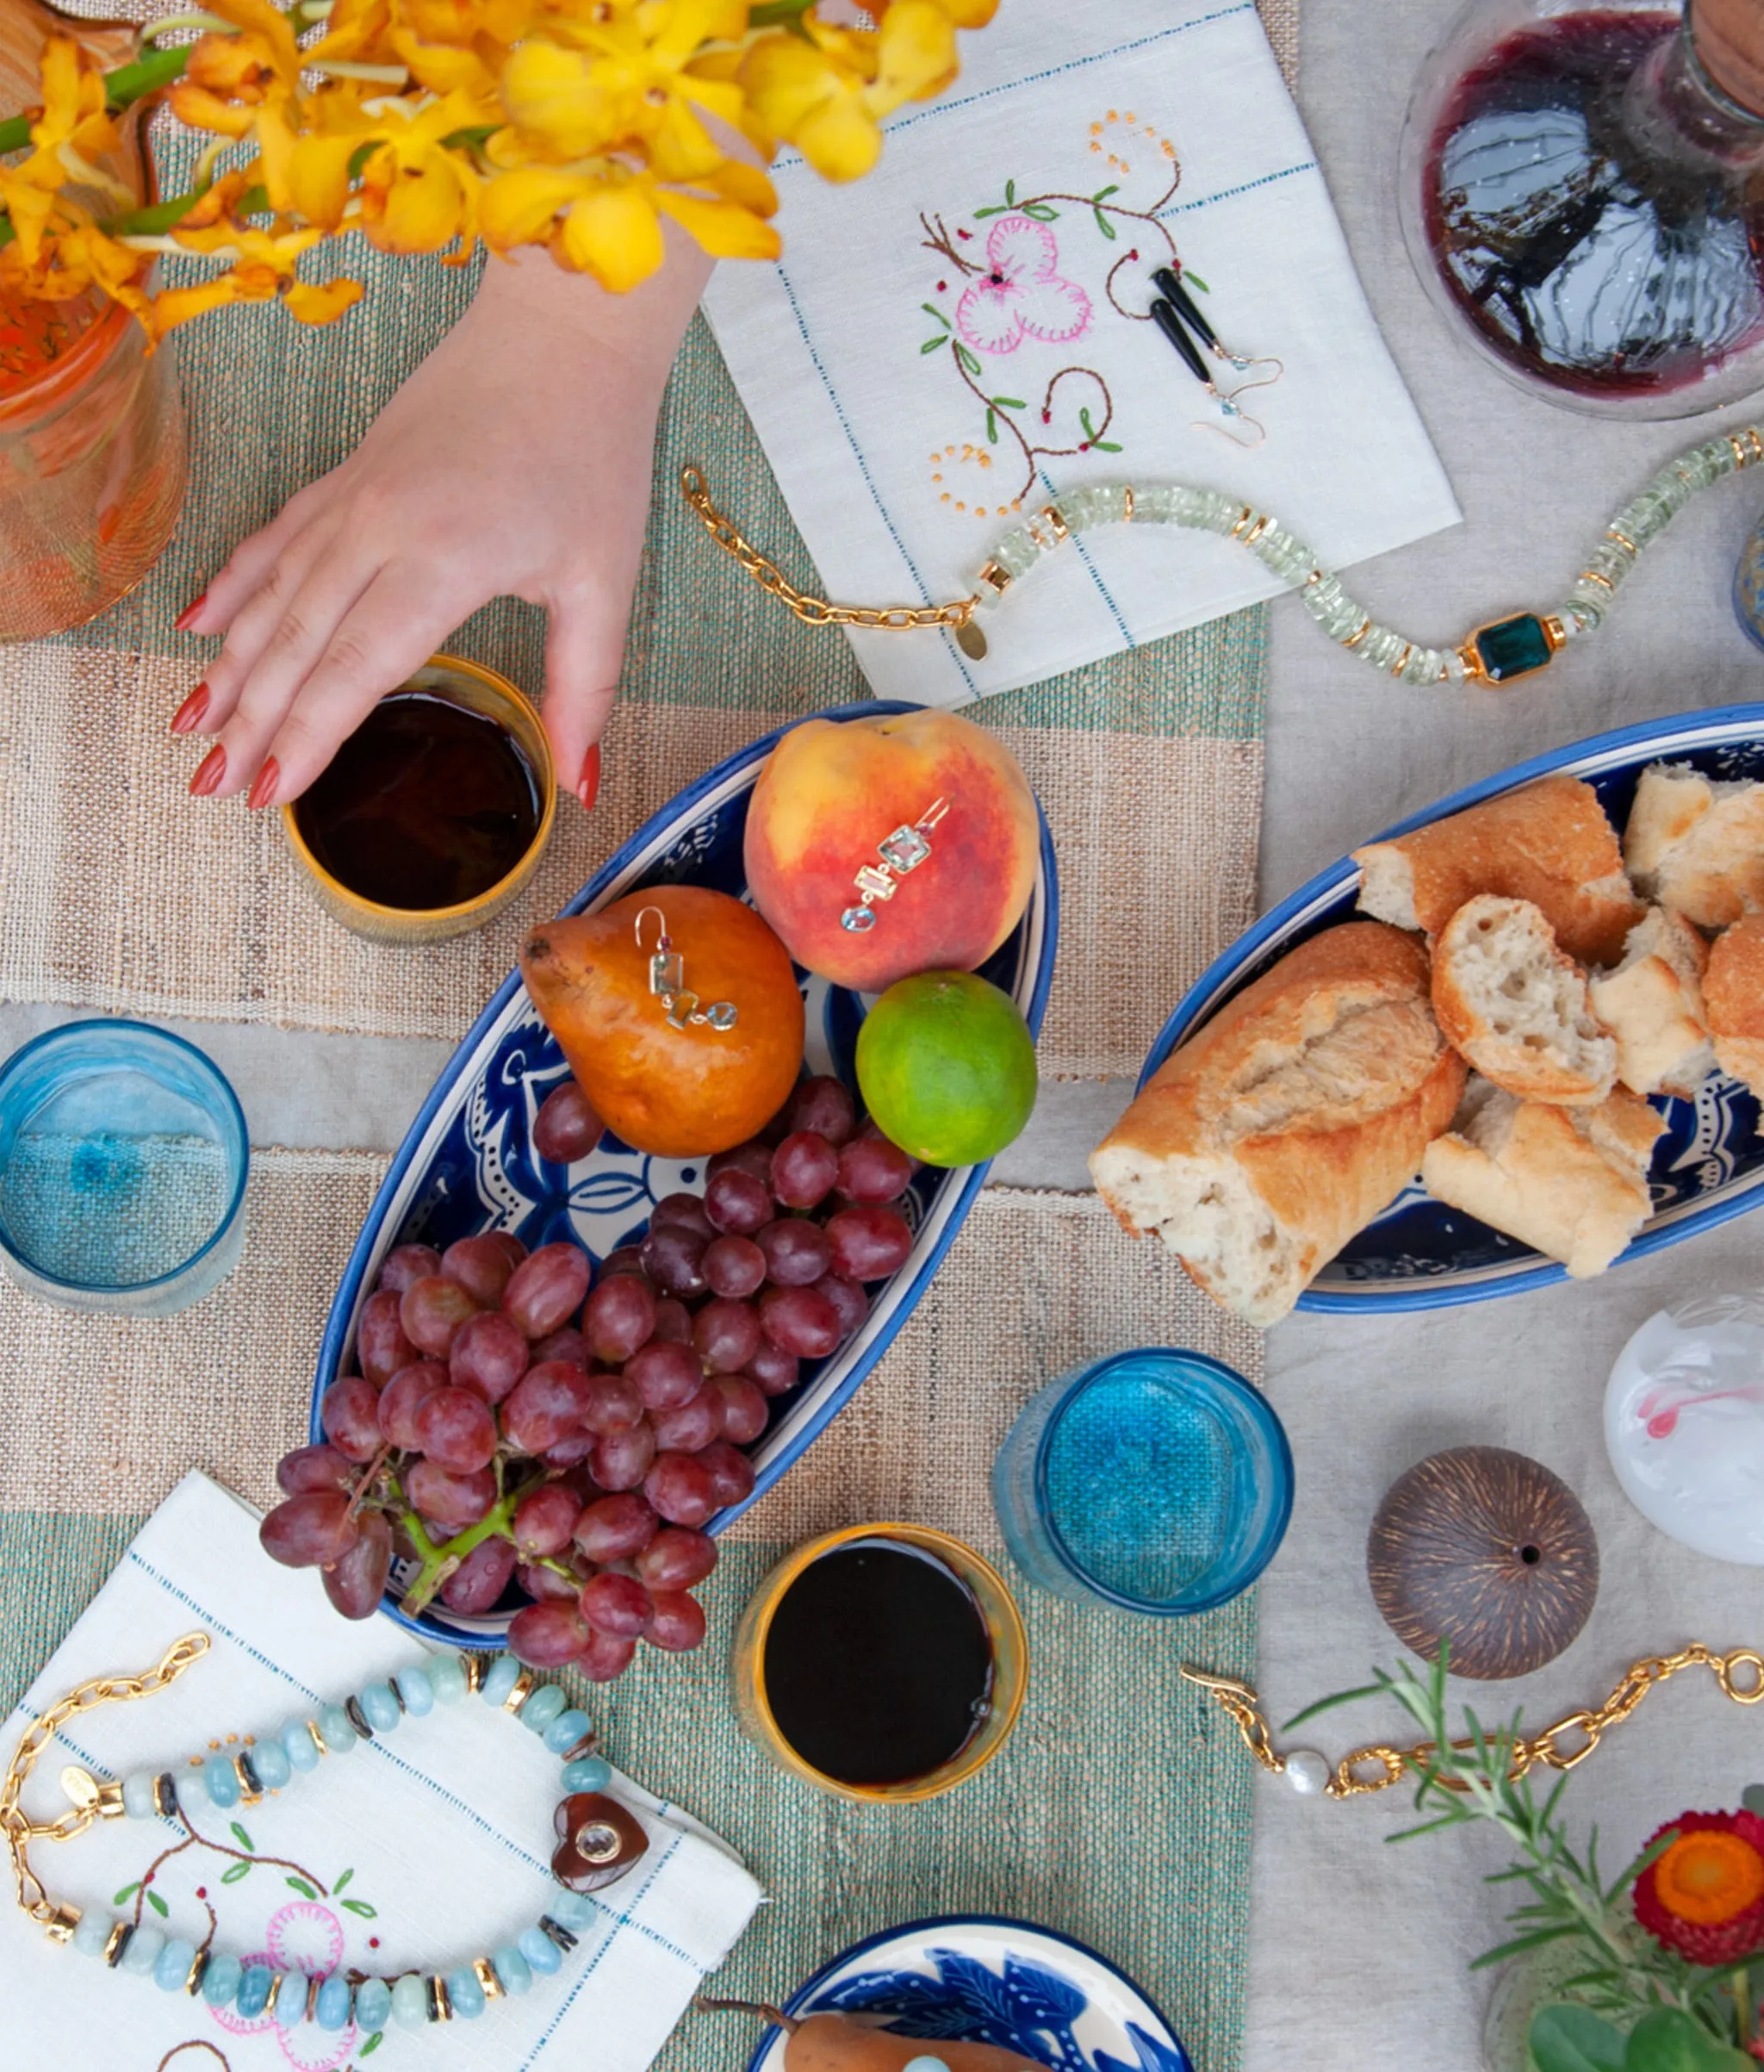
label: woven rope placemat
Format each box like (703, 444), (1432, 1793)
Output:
(0, 1161), (1261, 2072)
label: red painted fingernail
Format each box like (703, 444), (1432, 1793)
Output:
(577, 744), (601, 812)
(246, 756), (281, 811)
(174, 590), (208, 633)
(189, 744), (227, 798)
(170, 682), (208, 734)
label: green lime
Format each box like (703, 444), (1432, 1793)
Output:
(855, 970), (1037, 1166)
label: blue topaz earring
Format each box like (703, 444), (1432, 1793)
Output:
(840, 799), (950, 934)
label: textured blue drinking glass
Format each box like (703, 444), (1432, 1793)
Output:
(0, 1020), (248, 1315)
(1736, 510), (1764, 652)
(991, 1348), (1293, 1615)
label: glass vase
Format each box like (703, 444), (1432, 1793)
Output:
(0, 1), (186, 639)
(1399, 0), (1764, 417)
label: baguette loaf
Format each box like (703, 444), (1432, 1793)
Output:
(1352, 774), (1642, 966)
(1420, 1080), (1664, 1279)
(1431, 894), (1616, 1104)
(1090, 922), (1466, 1326)
(1624, 762), (1764, 929)
(1705, 912), (1764, 1092)
(1587, 905), (1715, 1099)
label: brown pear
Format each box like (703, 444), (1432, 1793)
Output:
(783, 2014), (1054, 2071)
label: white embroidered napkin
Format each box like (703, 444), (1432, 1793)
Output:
(0, 1472), (762, 2072)
(701, 0), (1460, 705)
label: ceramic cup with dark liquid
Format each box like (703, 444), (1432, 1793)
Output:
(732, 1522), (1028, 1802)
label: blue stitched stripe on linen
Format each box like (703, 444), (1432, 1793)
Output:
(522, 1832), (689, 2065)
(1159, 160), (1317, 215)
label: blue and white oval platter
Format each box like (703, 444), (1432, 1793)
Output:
(744, 1915), (1192, 2072)
(311, 701), (1057, 1645)
(1143, 703), (1764, 1312)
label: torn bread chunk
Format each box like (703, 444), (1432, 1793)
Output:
(1421, 1081), (1664, 1279)
(1352, 773), (1643, 967)
(1588, 905), (1715, 1099)
(1090, 922), (1465, 1327)
(1430, 894), (1616, 1104)
(1705, 912), (1764, 1094)
(1624, 762), (1764, 930)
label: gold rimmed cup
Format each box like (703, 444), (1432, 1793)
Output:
(731, 1521), (1029, 1803)
(281, 654), (556, 945)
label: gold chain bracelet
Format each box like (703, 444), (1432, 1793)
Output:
(1, 1633), (209, 1934)
(1182, 1643), (1764, 1802)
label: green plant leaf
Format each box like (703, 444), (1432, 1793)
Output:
(113, 1883), (140, 1906)
(1022, 203), (1059, 221)
(920, 302), (949, 327)
(342, 1899), (378, 1920)
(1624, 2007), (1755, 2070)
(230, 1821), (253, 1852)
(220, 1862), (252, 1884)
(1282, 1682), (1386, 1732)
(333, 1869), (353, 1893)
(955, 344), (981, 376)
(146, 1888), (169, 1919)
(920, 336), (947, 355)
(360, 2033), (384, 2058)
(1528, 2004), (1628, 2072)
(1471, 1924), (1580, 1970)
(285, 1876), (316, 1899)
(1093, 208), (1118, 239)
(1742, 1784), (1764, 1819)
(989, 395), (1026, 410)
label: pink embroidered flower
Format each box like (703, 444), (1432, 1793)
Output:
(210, 1901), (357, 2072)
(955, 215), (1091, 355)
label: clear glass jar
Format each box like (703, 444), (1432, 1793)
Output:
(1399, 0), (1764, 416)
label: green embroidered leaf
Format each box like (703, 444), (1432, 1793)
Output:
(1093, 208), (1118, 240)
(146, 1888), (169, 1918)
(1079, 406), (1097, 438)
(988, 395), (1026, 410)
(229, 1821), (253, 1852)
(342, 1900), (378, 1920)
(220, 1862), (252, 1884)
(113, 1882), (140, 1907)
(920, 336), (947, 354)
(1092, 438), (1123, 452)
(1091, 184), (1120, 202)
(1003, 177), (1016, 203)
(1022, 203), (1059, 222)
(954, 344), (981, 376)
(285, 1876), (317, 1899)
(1184, 271), (1210, 294)
(920, 302), (949, 328)
(333, 1868), (353, 1893)
(360, 2033), (384, 2058)
(984, 409), (997, 444)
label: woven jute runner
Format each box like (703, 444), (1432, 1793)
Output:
(0, 1161), (1261, 2072)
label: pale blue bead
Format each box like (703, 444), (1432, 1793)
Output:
(520, 1684), (567, 1735)
(429, 1655), (469, 1704)
(544, 1709), (594, 1757)
(177, 1764), (209, 1811)
(903, 2057), (953, 2072)
(203, 1952), (243, 2008)
(121, 1924), (165, 1976)
(72, 1912), (113, 1958)
(315, 1975), (353, 2032)
(359, 1682), (401, 1733)
(236, 1964), (273, 2019)
(252, 1739), (291, 1790)
(447, 1967), (486, 2019)
(156, 1938), (197, 1991)
(491, 1947), (532, 1996)
(273, 1976), (300, 2027)
(203, 1755), (240, 1809)
(519, 1926), (562, 1975)
(121, 1772), (158, 1820)
(561, 1755), (611, 1793)
(354, 1978), (392, 2032)
(548, 1887), (598, 1931)
(481, 1657), (520, 1706)
(317, 1704), (357, 1752)
(394, 1667), (433, 1717)
(283, 1720), (321, 1772)
(390, 1974), (428, 2027)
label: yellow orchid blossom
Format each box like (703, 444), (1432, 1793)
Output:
(152, 220), (365, 336)
(742, 1), (957, 178)
(357, 90), (496, 253)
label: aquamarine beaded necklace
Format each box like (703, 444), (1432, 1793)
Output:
(2, 1633), (646, 2042)
(683, 421), (1764, 683)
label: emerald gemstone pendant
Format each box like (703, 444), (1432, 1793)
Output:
(1463, 612), (1560, 685)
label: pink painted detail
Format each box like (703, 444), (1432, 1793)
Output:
(953, 216), (1092, 356)
(208, 1903), (357, 2071)
(1639, 1378), (1764, 1439)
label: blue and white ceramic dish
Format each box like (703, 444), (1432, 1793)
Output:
(744, 1915), (1192, 2072)
(310, 701), (1058, 1645)
(1142, 703), (1764, 1312)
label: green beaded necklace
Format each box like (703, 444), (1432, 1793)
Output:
(683, 421), (1764, 681)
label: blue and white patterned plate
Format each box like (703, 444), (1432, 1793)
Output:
(744, 1915), (1192, 2072)
(1141, 703), (1764, 1312)
(309, 701), (1058, 1644)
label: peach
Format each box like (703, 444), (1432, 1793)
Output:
(743, 709), (1040, 992)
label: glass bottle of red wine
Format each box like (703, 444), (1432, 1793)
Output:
(1400, 0), (1764, 415)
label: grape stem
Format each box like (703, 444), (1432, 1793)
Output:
(391, 1469), (547, 1617)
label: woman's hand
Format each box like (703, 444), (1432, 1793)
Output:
(174, 229), (711, 812)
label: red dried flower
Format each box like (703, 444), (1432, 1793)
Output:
(1634, 1809), (1764, 1966)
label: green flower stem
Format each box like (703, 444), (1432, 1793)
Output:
(0, 44), (188, 155)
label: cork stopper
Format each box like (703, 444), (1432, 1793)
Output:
(1692, 0), (1764, 118)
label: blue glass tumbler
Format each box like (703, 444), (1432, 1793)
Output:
(991, 1348), (1293, 1615)
(1736, 511), (1764, 651)
(0, 1020), (248, 1315)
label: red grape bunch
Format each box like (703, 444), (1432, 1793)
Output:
(261, 1073), (920, 1686)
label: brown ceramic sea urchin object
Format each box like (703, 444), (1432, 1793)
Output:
(1366, 1446), (1599, 1681)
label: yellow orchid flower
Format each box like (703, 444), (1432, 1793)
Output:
(152, 219), (365, 336)
(353, 92), (490, 253)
